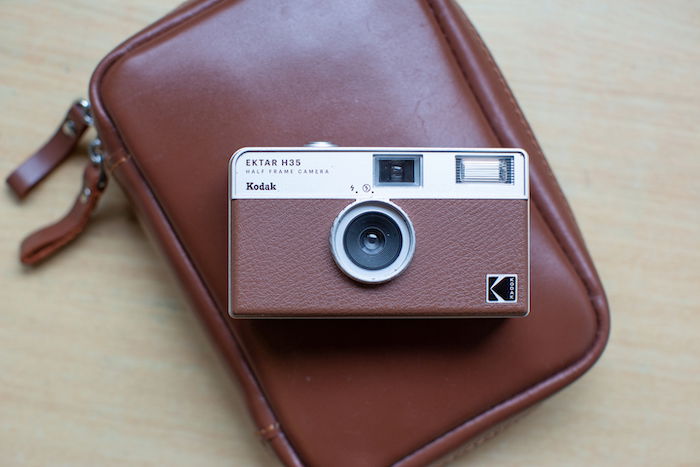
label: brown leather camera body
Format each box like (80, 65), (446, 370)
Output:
(230, 197), (528, 318)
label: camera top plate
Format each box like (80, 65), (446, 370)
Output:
(229, 147), (528, 201)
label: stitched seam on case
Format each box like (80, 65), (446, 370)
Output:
(107, 156), (128, 175)
(110, 153), (132, 168)
(258, 422), (281, 440)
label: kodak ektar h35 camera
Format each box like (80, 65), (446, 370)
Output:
(228, 146), (529, 318)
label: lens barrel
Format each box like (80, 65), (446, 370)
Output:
(330, 200), (415, 284)
(343, 212), (402, 270)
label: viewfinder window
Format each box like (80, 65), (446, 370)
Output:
(374, 155), (422, 186)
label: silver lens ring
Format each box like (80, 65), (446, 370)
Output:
(330, 200), (416, 284)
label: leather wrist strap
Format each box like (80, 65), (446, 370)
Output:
(8, 99), (108, 266)
(19, 160), (107, 265)
(6, 100), (91, 199)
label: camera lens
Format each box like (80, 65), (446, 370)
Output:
(361, 229), (384, 253)
(330, 200), (416, 284)
(343, 213), (402, 270)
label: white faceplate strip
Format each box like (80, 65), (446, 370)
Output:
(230, 147), (528, 200)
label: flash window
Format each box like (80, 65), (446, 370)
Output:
(374, 155), (422, 186)
(455, 155), (514, 184)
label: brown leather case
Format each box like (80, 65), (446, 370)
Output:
(81, 0), (610, 465)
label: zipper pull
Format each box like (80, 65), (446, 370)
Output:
(6, 99), (92, 199)
(19, 138), (108, 265)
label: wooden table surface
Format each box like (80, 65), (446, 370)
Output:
(1, 1), (698, 465)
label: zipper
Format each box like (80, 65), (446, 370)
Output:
(7, 98), (109, 265)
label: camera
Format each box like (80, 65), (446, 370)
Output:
(229, 147), (529, 318)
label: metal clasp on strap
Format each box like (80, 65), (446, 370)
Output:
(6, 98), (93, 199)
(61, 99), (93, 137)
(88, 138), (108, 191)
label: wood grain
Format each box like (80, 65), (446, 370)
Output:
(1, 1), (698, 465)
